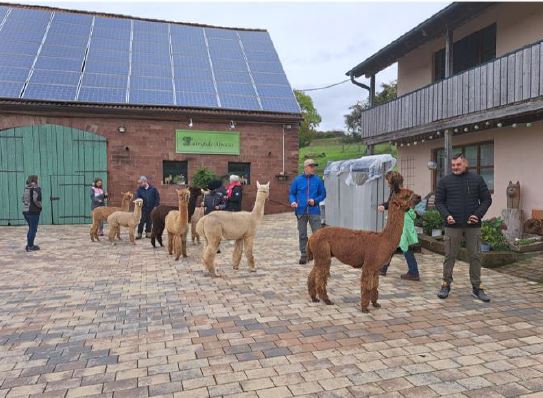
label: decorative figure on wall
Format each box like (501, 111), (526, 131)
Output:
(506, 181), (521, 209)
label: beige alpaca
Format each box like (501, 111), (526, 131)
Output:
(107, 198), (143, 244)
(165, 188), (191, 261)
(191, 206), (205, 244)
(90, 192), (133, 241)
(196, 181), (270, 276)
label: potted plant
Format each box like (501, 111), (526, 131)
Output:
(192, 167), (216, 189)
(481, 218), (510, 251)
(422, 209), (444, 237)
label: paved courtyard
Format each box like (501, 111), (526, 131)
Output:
(1, 213), (543, 398)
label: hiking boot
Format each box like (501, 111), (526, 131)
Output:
(401, 273), (420, 281)
(27, 245), (40, 251)
(437, 282), (450, 299)
(136, 234), (143, 240)
(472, 287), (490, 302)
(299, 256), (308, 265)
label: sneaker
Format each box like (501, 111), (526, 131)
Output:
(401, 273), (420, 281)
(299, 256), (308, 265)
(28, 245), (40, 251)
(136, 234), (143, 240)
(472, 287), (491, 302)
(437, 282), (450, 299)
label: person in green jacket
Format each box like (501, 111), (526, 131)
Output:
(399, 194), (422, 281)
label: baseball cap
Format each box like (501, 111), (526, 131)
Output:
(304, 159), (318, 167)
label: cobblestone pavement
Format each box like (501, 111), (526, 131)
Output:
(1, 213), (543, 398)
(493, 252), (543, 283)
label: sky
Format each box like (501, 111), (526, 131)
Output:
(9, 1), (447, 130)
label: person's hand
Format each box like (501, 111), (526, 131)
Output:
(378, 205), (385, 213)
(215, 206), (220, 210)
(291, 202), (298, 208)
(308, 199), (315, 206)
(468, 215), (479, 224)
(447, 215), (456, 225)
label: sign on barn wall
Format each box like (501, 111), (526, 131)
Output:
(175, 130), (240, 155)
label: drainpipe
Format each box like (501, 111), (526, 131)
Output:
(282, 125), (285, 175)
(349, 73), (375, 154)
(443, 28), (454, 175)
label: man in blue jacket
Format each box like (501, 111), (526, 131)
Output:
(135, 176), (160, 239)
(289, 159), (326, 264)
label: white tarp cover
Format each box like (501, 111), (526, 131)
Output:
(323, 154), (397, 186)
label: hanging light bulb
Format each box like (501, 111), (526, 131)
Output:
(421, 138), (425, 143)
(188, 118), (193, 128)
(229, 120), (236, 129)
(414, 141), (418, 145)
(512, 123), (517, 128)
(428, 135), (433, 140)
(526, 122), (533, 127)
(474, 125), (479, 130)
(485, 121), (491, 126)
(436, 131), (441, 136)
(454, 128), (458, 133)
(400, 143), (404, 147)
(497, 122), (503, 128)
(407, 142), (411, 146)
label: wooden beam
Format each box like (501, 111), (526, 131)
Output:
(445, 29), (454, 78)
(443, 129), (453, 176)
(369, 75), (376, 107)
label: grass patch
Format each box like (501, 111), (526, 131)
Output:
(298, 138), (397, 175)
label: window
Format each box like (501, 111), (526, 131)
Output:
(434, 142), (494, 191)
(433, 24), (496, 82)
(163, 160), (188, 185)
(228, 162), (250, 185)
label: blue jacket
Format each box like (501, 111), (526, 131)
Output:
(289, 174), (326, 216)
(135, 185), (160, 211)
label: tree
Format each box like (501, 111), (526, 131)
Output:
(295, 90), (322, 148)
(345, 81), (397, 136)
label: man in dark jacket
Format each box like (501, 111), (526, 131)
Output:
(22, 175), (42, 252)
(135, 176), (160, 239)
(435, 153), (492, 302)
(204, 180), (226, 215)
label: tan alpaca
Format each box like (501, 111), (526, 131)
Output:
(107, 198), (143, 244)
(307, 186), (414, 313)
(90, 192), (133, 241)
(196, 181), (270, 276)
(165, 188), (191, 261)
(191, 206), (204, 244)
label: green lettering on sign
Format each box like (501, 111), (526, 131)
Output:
(175, 130), (240, 155)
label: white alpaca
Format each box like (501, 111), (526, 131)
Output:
(107, 198), (143, 244)
(196, 181), (270, 276)
(191, 206), (205, 244)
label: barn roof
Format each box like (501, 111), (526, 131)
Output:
(0, 3), (301, 115)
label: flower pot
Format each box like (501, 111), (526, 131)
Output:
(480, 242), (491, 252)
(431, 229), (443, 237)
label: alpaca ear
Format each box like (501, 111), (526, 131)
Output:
(256, 181), (261, 188)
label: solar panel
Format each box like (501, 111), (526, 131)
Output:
(0, 54), (35, 68)
(213, 70), (253, 85)
(40, 44), (86, 59)
(0, 28), (46, 43)
(30, 69), (81, 86)
(82, 73), (127, 89)
(133, 31), (168, 43)
(45, 32), (89, 48)
(34, 56), (83, 72)
(131, 77), (173, 91)
(23, 83), (77, 101)
(173, 67), (213, 80)
(0, 66), (30, 82)
(204, 27), (238, 40)
(132, 40), (170, 54)
(244, 51), (280, 63)
(85, 60), (129, 75)
(176, 91), (218, 107)
(260, 97), (300, 113)
(90, 37), (130, 52)
(132, 52), (171, 65)
(247, 60), (284, 73)
(252, 72), (290, 85)
(171, 35), (206, 50)
(208, 45), (244, 60)
(87, 49), (129, 64)
(92, 27), (131, 40)
(211, 58), (248, 72)
(0, 81), (23, 98)
(94, 16), (131, 30)
(131, 63), (172, 78)
(172, 54), (210, 70)
(79, 86), (126, 103)
(219, 95), (261, 111)
(216, 82), (256, 97)
(254, 84), (293, 98)
(134, 20), (168, 34)
(174, 79), (215, 93)
(48, 22), (92, 37)
(53, 12), (93, 25)
(130, 89), (174, 105)
(0, 40), (41, 56)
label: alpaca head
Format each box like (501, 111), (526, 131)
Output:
(390, 187), (414, 211)
(176, 188), (191, 203)
(506, 181), (520, 198)
(121, 191), (134, 201)
(133, 198), (144, 208)
(256, 181), (270, 199)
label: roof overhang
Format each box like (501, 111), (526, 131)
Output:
(346, 2), (496, 78)
(0, 98), (303, 124)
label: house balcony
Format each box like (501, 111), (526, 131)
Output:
(360, 39), (543, 144)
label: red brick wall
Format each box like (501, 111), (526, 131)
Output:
(0, 113), (300, 214)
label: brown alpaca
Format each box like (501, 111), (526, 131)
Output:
(90, 192), (133, 241)
(107, 198), (144, 244)
(191, 206), (204, 244)
(150, 187), (202, 248)
(165, 189), (190, 260)
(307, 186), (414, 313)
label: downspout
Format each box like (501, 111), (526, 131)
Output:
(349, 73), (375, 154)
(282, 125), (285, 175)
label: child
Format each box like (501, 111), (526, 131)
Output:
(90, 177), (107, 236)
(399, 194), (422, 281)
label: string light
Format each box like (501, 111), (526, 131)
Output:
(188, 118), (193, 128)
(454, 128), (458, 133)
(474, 125), (479, 130)
(526, 122), (533, 127)
(512, 123), (517, 128)
(497, 122), (503, 127)
(485, 121), (491, 126)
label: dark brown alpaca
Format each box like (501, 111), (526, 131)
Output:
(150, 187), (203, 247)
(307, 186), (414, 313)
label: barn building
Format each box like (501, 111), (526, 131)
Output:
(0, 3), (301, 225)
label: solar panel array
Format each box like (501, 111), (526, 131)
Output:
(0, 6), (300, 113)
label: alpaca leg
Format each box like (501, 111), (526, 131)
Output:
(90, 223), (96, 242)
(174, 236), (182, 261)
(108, 225), (116, 243)
(157, 232), (163, 247)
(232, 239), (243, 270)
(307, 266), (319, 302)
(203, 238), (220, 276)
(371, 272), (381, 308)
(360, 268), (372, 313)
(129, 227), (135, 245)
(167, 233), (174, 255)
(243, 235), (256, 272)
(315, 260), (333, 305)
(182, 230), (188, 258)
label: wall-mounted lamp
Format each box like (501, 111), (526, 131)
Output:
(497, 122), (503, 128)
(512, 123), (518, 128)
(284, 124), (292, 130)
(188, 118), (193, 128)
(229, 120), (236, 129)
(118, 126), (126, 133)
(464, 127), (469, 132)
(474, 124), (479, 130)
(436, 131), (441, 136)
(427, 161), (437, 170)
(454, 128), (459, 133)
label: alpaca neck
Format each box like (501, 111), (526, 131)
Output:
(381, 205), (406, 252)
(178, 198), (188, 226)
(134, 206), (142, 223)
(251, 191), (266, 222)
(120, 197), (130, 211)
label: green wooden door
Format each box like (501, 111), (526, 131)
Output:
(0, 124), (107, 226)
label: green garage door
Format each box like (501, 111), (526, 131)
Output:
(0, 124), (107, 226)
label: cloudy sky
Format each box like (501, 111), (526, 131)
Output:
(12, 1), (447, 130)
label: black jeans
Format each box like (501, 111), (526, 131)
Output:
(24, 213), (40, 248)
(138, 209), (152, 234)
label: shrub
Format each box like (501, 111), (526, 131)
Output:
(422, 210), (443, 235)
(481, 218), (510, 251)
(191, 167), (216, 189)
